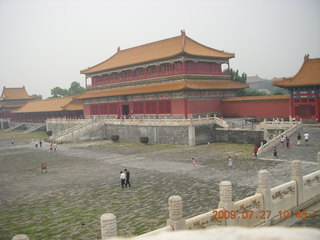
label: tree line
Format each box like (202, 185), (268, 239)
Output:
(32, 81), (85, 99)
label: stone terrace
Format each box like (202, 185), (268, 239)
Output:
(0, 126), (319, 239)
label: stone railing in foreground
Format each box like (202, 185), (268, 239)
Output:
(257, 121), (302, 155)
(12, 154), (320, 240)
(95, 157), (320, 239)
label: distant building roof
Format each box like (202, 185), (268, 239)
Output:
(221, 95), (290, 102)
(13, 96), (83, 113)
(81, 31), (234, 74)
(0, 87), (35, 101)
(246, 76), (266, 83)
(76, 80), (247, 100)
(273, 55), (320, 87)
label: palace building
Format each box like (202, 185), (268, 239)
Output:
(273, 55), (320, 122)
(77, 31), (247, 119)
(0, 86), (35, 119)
(12, 96), (83, 122)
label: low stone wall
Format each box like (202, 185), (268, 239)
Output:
(46, 119), (265, 146)
(105, 124), (189, 145)
(214, 128), (264, 144)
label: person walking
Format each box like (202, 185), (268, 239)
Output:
(192, 157), (197, 166)
(304, 132), (309, 145)
(49, 143), (53, 153)
(280, 135), (285, 147)
(228, 156), (233, 170)
(39, 139), (42, 148)
(253, 145), (259, 157)
(273, 146), (278, 159)
(297, 133), (301, 146)
(11, 138), (14, 144)
(124, 169), (131, 187)
(120, 171), (126, 189)
(285, 137), (290, 148)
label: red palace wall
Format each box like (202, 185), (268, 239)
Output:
(188, 98), (221, 114)
(221, 100), (290, 118)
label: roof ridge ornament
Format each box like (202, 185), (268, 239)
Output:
(117, 47), (121, 53)
(181, 29), (186, 51)
(304, 54), (309, 61)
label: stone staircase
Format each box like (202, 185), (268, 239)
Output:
(49, 119), (104, 143)
(23, 123), (46, 133)
(3, 123), (25, 132)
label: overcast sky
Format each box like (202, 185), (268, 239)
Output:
(0, 0), (319, 98)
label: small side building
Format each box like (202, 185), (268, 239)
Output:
(273, 55), (320, 122)
(0, 86), (35, 119)
(12, 96), (83, 122)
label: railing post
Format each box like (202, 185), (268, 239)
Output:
(101, 213), (117, 239)
(256, 170), (271, 219)
(291, 160), (303, 205)
(317, 152), (320, 170)
(167, 195), (186, 230)
(11, 235), (29, 240)
(218, 181), (235, 226)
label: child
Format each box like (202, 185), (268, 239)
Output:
(253, 145), (259, 157)
(228, 156), (233, 170)
(192, 157), (197, 166)
(273, 146), (278, 159)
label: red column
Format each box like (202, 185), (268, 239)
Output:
(290, 97), (295, 118)
(184, 97), (188, 119)
(315, 93), (319, 122)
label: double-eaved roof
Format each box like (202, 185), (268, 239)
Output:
(13, 96), (83, 113)
(273, 56), (320, 88)
(81, 31), (234, 74)
(76, 80), (247, 100)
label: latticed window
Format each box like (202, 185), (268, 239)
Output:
(133, 102), (144, 114)
(159, 100), (171, 114)
(145, 101), (157, 114)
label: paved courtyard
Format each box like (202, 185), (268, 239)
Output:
(0, 126), (319, 239)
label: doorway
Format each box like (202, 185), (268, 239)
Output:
(122, 104), (129, 117)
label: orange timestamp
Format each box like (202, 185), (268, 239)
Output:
(211, 210), (308, 220)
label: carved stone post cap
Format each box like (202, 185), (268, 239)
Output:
(258, 169), (269, 174)
(101, 213), (116, 221)
(168, 195), (182, 203)
(220, 181), (232, 186)
(292, 160), (301, 164)
(11, 235), (29, 240)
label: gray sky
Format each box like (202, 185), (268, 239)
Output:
(0, 0), (319, 98)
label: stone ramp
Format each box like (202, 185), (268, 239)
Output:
(259, 126), (320, 163)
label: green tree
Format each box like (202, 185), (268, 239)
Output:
(32, 94), (42, 100)
(236, 88), (269, 97)
(68, 81), (85, 96)
(224, 68), (247, 84)
(272, 88), (289, 95)
(50, 81), (85, 98)
(50, 87), (68, 98)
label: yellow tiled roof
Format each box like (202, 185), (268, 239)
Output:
(222, 95), (290, 102)
(81, 32), (234, 74)
(13, 96), (83, 113)
(273, 56), (320, 87)
(0, 87), (35, 100)
(76, 80), (247, 100)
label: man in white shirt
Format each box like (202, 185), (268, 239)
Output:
(304, 132), (309, 145)
(120, 171), (126, 188)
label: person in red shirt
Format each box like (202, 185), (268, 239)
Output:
(253, 145), (259, 157)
